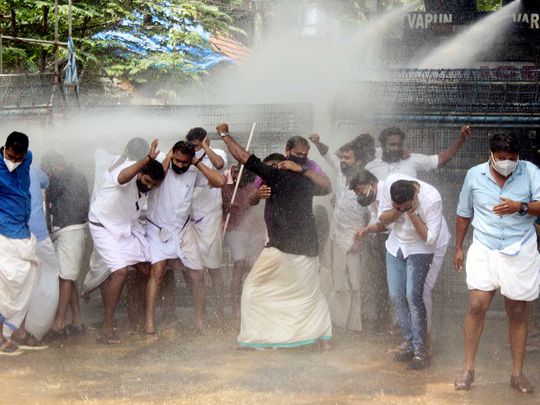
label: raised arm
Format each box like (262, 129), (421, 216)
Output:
(194, 158), (225, 188)
(437, 125), (471, 168)
(217, 123), (250, 165)
(117, 139), (158, 185)
(309, 133), (329, 156)
(201, 136), (225, 170)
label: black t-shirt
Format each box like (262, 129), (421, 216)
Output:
(47, 166), (90, 229)
(245, 154), (325, 257)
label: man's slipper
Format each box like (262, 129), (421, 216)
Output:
(42, 328), (67, 343)
(11, 334), (48, 351)
(511, 374), (534, 393)
(66, 323), (87, 337)
(0, 340), (23, 356)
(96, 333), (121, 345)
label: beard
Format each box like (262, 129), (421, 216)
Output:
(382, 150), (402, 163)
(136, 179), (150, 194)
(340, 163), (354, 176)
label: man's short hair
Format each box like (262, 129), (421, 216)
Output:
(126, 137), (149, 161)
(353, 133), (376, 162)
(141, 160), (165, 181)
(41, 150), (66, 172)
(379, 127), (406, 146)
(489, 132), (520, 154)
(6, 131), (29, 154)
(338, 141), (358, 159)
(172, 140), (195, 158)
(263, 153), (286, 164)
(186, 127), (207, 142)
(390, 180), (416, 205)
(285, 136), (309, 151)
(349, 168), (378, 190)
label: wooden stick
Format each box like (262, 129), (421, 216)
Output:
(222, 122), (257, 242)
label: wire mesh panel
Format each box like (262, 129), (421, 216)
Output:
(0, 73), (57, 108)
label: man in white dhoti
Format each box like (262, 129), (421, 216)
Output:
(0, 132), (38, 355)
(11, 165), (59, 350)
(144, 140), (225, 337)
(218, 123), (332, 349)
(453, 132), (540, 393)
(85, 139), (165, 344)
(187, 127), (227, 325)
(308, 134), (370, 332)
(41, 151), (90, 340)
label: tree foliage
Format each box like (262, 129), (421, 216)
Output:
(0, 0), (245, 86)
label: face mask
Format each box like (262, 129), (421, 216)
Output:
(171, 162), (189, 175)
(356, 187), (375, 207)
(288, 155), (308, 166)
(3, 149), (21, 172)
(136, 178), (150, 194)
(491, 152), (518, 177)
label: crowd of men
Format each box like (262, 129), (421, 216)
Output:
(1, 123), (539, 394)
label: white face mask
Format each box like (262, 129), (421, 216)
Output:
(3, 149), (21, 172)
(490, 152), (518, 177)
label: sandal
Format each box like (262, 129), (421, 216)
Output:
(454, 369), (474, 391)
(510, 374), (534, 393)
(393, 341), (414, 362)
(66, 323), (87, 337)
(42, 328), (67, 343)
(11, 334), (48, 351)
(0, 339), (23, 356)
(97, 332), (121, 345)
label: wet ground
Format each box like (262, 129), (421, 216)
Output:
(2, 302), (540, 405)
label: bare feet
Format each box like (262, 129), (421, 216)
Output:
(510, 374), (533, 393)
(98, 331), (121, 345)
(454, 369), (474, 391)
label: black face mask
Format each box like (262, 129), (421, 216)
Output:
(137, 178), (150, 194)
(382, 149), (402, 163)
(356, 188), (375, 207)
(288, 155), (308, 166)
(171, 162), (189, 175)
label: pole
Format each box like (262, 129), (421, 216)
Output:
(68, 0), (72, 37)
(0, 23), (3, 75)
(221, 122), (257, 241)
(54, 0), (58, 80)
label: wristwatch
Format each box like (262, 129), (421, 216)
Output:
(518, 202), (529, 216)
(219, 131), (230, 138)
(301, 166), (308, 175)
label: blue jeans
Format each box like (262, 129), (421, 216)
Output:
(386, 249), (434, 354)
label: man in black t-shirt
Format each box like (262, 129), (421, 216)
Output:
(218, 123), (333, 349)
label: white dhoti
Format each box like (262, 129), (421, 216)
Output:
(146, 221), (203, 270)
(192, 208), (222, 269)
(52, 224), (88, 281)
(25, 237), (60, 340)
(0, 234), (38, 332)
(466, 234), (540, 301)
(237, 247), (332, 348)
(319, 236), (363, 331)
(82, 222), (150, 294)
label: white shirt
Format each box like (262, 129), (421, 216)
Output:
(323, 152), (368, 242)
(89, 160), (147, 239)
(378, 173), (450, 258)
(146, 153), (203, 233)
(365, 151), (438, 181)
(191, 148), (228, 220)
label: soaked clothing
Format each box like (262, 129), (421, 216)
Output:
(245, 154), (325, 257)
(0, 148), (32, 239)
(47, 166), (90, 229)
(28, 165), (50, 241)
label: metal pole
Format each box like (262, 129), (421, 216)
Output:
(0, 23), (3, 74)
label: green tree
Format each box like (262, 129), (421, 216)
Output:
(0, 1), (244, 90)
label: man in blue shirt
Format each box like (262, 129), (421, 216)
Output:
(0, 131), (38, 355)
(454, 132), (540, 393)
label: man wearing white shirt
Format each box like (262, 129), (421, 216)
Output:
(144, 140), (225, 336)
(85, 140), (165, 344)
(186, 127), (227, 325)
(365, 125), (471, 181)
(369, 174), (448, 369)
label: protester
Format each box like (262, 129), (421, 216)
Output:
(41, 151), (90, 341)
(0, 131), (38, 355)
(218, 123), (332, 349)
(84, 139), (165, 344)
(309, 134), (371, 331)
(222, 164), (266, 318)
(11, 164), (60, 349)
(144, 140), (225, 337)
(364, 125), (471, 180)
(187, 127), (227, 325)
(360, 174), (448, 369)
(453, 132), (540, 393)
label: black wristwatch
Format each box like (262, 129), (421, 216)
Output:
(300, 166), (308, 175)
(518, 202), (529, 216)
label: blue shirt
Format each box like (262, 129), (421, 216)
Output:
(457, 160), (540, 250)
(29, 165), (50, 241)
(0, 149), (33, 239)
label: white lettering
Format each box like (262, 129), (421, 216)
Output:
(531, 14), (540, 29)
(415, 15), (424, 29)
(442, 14), (452, 24)
(408, 14), (416, 29)
(522, 13), (529, 24)
(407, 13), (452, 29)
(512, 13), (520, 23)
(425, 14), (433, 27)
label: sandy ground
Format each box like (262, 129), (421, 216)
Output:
(2, 298), (540, 405)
